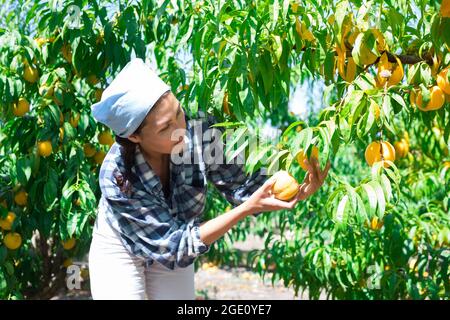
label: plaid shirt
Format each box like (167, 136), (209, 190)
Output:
(97, 114), (267, 270)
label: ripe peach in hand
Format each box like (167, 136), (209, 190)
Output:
(271, 170), (300, 201)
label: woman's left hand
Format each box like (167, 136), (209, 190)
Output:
(296, 156), (331, 201)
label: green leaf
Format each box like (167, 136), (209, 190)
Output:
(327, 187), (344, 211)
(335, 1), (349, 36)
(302, 127), (314, 154)
(407, 63), (421, 85)
(291, 127), (313, 157)
(355, 192), (368, 223)
(357, 108), (374, 139)
(351, 30), (378, 67)
(382, 94), (392, 117)
(76, 210), (91, 236)
(14, 79), (23, 97)
(271, 35), (283, 63)
(418, 84), (431, 105)
(0, 246), (7, 266)
(349, 94), (367, 134)
(4, 261), (14, 276)
(179, 15), (194, 45)
(335, 268), (348, 290)
(16, 157), (31, 186)
(281, 0), (290, 20)
(210, 121), (244, 129)
(258, 50), (273, 95)
(8, 77), (15, 99)
(44, 168), (58, 209)
(0, 270), (6, 292)
(271, 0), (279, 30)
(439, 17), (450, 49)
(335, 194), (349, 223)
(247, 145), (272, 173)
(267, 149), (290, 174)
(323, 50), (336, 82)
(380, 174), (392, 203)
(46, 104), (61, 128)
(390, 93), (406, 114)
(361, 183), (377, 217)
(317, 127), (331, 161)
(63, 122), (76, 140)
(338, 117), (351, 143)
(344, 90), (364, 118)
(224, 127), (248, 161)
(67, 210), (80, 237)
(227, 139), (249, 164)
(284, 152), (294, 172)
(408, 62), (432, 86)
(371, 181), (386, 218)
(386, 8), (404, 35)
(344, 184), (357, 214)
(356, 1), (373, 27)
(78, 111), (90, 136)
(282, 121), (304, 137)
(71, 37), (82, 76)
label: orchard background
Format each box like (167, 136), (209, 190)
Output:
(0, 0), (449, 300)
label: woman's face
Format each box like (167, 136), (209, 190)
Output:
(127, 92), (186, 157)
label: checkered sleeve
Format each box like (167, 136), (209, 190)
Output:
(99, 147), (209, 270)
(203, 116), (268, 215)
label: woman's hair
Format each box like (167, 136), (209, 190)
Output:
(114, 91), (170, 194)
(114, 124), (145, 194)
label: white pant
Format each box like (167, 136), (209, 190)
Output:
(88, 206), (195, 300)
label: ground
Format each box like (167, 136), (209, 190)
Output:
(194, 266), (314, 300)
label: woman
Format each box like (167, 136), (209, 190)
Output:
(88, 58), (330, 300)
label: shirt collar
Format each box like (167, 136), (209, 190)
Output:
(133, 144), (161, 194)
(132, 113), (193, 194)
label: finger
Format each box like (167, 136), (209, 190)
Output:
(299, 182), (309, 195)
(269, 189), (302, 208)
(303, 183), (314, 195)
(318, 161), (330, 182)
(303, 158), (317, 177)
(302, 171), (311, 183)
(311, 155), (322, 173)
(279, 193), (301, 208)
(320, 161), (331, 181)
(286, 196), (299, 209)
(305, 156), (320, 178)
(274, 197), (298, 210)
(261, 175), (278, 192)
(290, 184), (306, 203)
(293, 184), (307, 201)
(305, 173), (314, 185)
(264, 198), (291, 210)
(296, 183), (310, 200)
(311, 156), (322, 174)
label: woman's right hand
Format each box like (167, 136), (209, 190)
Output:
(243, 157), (330, 216)
(243, 175), (300, 216)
